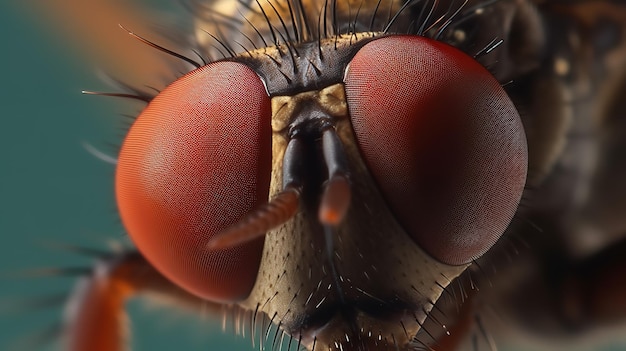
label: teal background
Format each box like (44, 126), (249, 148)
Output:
(1, 1), (625, 351)
(0, 1), (256, 350)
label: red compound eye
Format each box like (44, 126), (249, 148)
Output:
(116, 62), (271, 301)
(344, 35), (527, 265)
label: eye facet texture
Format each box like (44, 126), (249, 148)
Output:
(344, 35), (528, 265)
(116, 62), (271, 301)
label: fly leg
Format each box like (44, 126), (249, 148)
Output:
(62, 251), (218, 351)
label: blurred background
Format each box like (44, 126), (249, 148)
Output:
(0, 1), (256, 350)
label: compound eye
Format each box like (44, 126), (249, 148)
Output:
(116, 62), (271, 301)
(344, 35), (527, 265)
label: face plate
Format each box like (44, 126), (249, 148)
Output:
(240, 78), (469, 350)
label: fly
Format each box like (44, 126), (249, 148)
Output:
(12, 0), (626, 350)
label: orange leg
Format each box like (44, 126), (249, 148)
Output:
(62, 251), (216, 351)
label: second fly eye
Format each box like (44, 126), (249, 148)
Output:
(344, 35), (528, 266)
(116, 62), (272, 302)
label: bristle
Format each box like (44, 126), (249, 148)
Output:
(417, 0), (437, 34)
(202, 30), (237, 57)
(239, 8), (270, 47)
(433, 0), (468, 39)
(119, 24), (203, 68)
(256, 0), (281, 47)
(265, 0), (298, 51)
(296, 0), (313, 40)
(383, 0), (419, 33)
(285, 0), (300, 41)
(473, 37), (503, 59)
(81, 141), (118, 165)
(81, 90), (151, 103)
